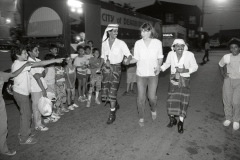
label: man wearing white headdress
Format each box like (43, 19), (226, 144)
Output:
(101, 24), (132, 124)
(160, 39), (198, 134)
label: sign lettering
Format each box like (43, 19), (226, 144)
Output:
(101, 8), (152, 30)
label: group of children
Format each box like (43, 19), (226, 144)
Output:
(0, 39), (138, 155)
(73, 44), (103, 108)
(42, 43), (104, 124)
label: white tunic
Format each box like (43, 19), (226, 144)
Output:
(101, 38), (131, 64)
(161, 50), (198, 77)
(134, 38), (164, 77)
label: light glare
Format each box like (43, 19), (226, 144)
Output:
(67, 0), (83, 8)
(71, 8), (76, 12)
(6, 18), (11, 24)
(215, 0), (226, 2)
(77, 8), (83, 13)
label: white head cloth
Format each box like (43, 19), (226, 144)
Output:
(171, 39), (188, 51)
(102, 24), (119, 42)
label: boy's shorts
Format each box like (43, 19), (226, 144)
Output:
(127, 73), (136, 83)
(90, 75), (102, 91)
(77, 73), (86, 80)
(46, 84), (56, 99)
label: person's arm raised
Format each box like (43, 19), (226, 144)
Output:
(11, 62), (32, 77)
(31, 58), (64, 67)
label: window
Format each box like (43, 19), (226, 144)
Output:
(188, 30), (195, 38)
(27, 7), (63, 36)
(166, 13), (174, 22)
(178, 20), (185, 26)
(189, 16), (196, 24)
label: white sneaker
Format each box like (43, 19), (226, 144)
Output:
(35, 126), (49, 131)
(233, 122), (240, 130)
(72, 103), (79, 108)
(223, 120), (231, 126)
(95, 99), (101, 105)
(151, 111), (157, 120)
(86, 101), (91, 108)
(44, 117), (58, 123)
(68, 105), (74, 111)
(51, 112), (60, 119)
(138, 119), (144, 127)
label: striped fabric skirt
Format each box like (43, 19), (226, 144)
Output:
(101, 64), (121, 102)
(167, 75), (190, 117)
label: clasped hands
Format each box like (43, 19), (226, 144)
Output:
(176, 65), (188, 73)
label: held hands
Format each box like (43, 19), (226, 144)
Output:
(123, 57), (130, 65)
(154, 66), (161, 75)
(222, 72), (229, 79)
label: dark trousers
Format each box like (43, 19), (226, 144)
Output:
(202, 49), (209, 62)
(0, 97), (8, 153)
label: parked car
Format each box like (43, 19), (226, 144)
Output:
(210, 39), (220, 47)
(220, 42), (228, 48)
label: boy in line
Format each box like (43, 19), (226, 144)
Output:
(87, 40), (94, 54)
(27, 43), (49, 131)
(0, 62), (32, 156)
(86, 48), (103, 107)
(43, 54), (60, 123)
(219, 38), (240, 130)
(84, 46), (93, 93)
(74, 45), (88, 102)
(122, 47), (137, 96)
(49, 44), (59, 57)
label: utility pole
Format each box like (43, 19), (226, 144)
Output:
(198, 0), (205, 52)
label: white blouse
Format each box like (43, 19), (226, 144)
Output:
(161, 50), (198, 77)
(134, 39), (164, 77)
(101, 38), (131, 64)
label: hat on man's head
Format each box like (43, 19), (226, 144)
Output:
(171, 39), (188, 51)
(102, 24), (119, 42)
(228, 38), (240, 47)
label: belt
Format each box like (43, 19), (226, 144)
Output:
(110, 63), (121, 66)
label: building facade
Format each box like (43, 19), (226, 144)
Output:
(219, 29), (240, 44)
(136, 0), (202, 47)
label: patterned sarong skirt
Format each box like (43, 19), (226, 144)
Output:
(101, 64), (121, 102)
(55, 82), (67, 107)
(167, 75), (190, 117)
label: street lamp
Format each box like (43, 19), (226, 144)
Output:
(67, 0), (83, 14)
(0, 18), (11, 27)
(198, 0), (205, 52)
(6, 18), (11, 24)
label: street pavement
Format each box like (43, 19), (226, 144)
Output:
(1, 49), (240, 160)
